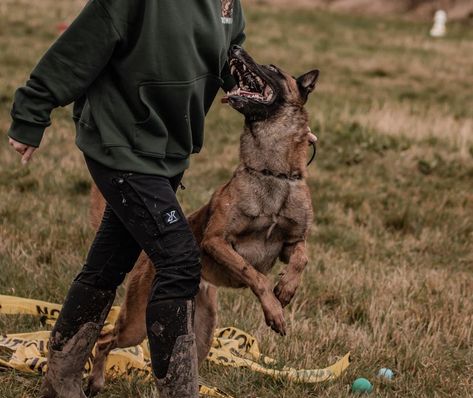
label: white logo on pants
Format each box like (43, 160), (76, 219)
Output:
(166, 210), (179, 224)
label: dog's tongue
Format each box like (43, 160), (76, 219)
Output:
(221, 95), (229, 104)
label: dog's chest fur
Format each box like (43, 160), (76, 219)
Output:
(231, 171), (311, 274)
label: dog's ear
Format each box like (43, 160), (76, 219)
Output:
(297, 69), (319, 102)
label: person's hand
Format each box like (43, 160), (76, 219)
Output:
(8, 137), (37, 165)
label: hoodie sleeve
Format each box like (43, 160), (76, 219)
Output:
(221, 0), (246, 93)
(7, 0), (122, 147)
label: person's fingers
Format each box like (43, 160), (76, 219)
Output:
(10, 140), (28, 155)
(21, 146), (36, 165)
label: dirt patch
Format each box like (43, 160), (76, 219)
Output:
(246, 0), (473, 20)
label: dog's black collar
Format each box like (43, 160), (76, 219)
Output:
(244, 166), (302, 181)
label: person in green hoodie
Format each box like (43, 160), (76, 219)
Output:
(7, 0), (245, 397)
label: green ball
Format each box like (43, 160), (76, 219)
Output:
(352, 378), (373, 394)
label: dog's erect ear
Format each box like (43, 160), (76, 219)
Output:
(297, 69), (319, 102)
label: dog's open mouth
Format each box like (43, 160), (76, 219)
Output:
(222, 57), (275, 104)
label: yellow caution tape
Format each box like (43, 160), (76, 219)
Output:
(0, 294), (121, 326)
(0, 295), (350, 396)
(209, 327), (351, 383)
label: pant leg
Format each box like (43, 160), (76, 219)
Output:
(44, 157), (196, 396)
(75, 204), (142, 289)
(85, 157), (200, 389)
(55, 160), (190, 343)
(42, 189), (148, 396)
(84, 157), (201, 302)
(51, 203), (142, 350)
(75, 165), (184, 291)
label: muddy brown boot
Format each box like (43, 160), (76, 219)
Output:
(39, 322), (101, 398)
(39, 282), (115, 398)
(147, 299), (199, 398)
(155, 333), (199, 398)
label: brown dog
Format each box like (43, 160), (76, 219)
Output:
(86, 46), (319, 395)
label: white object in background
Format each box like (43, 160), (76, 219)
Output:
(430, 10), (447, 38)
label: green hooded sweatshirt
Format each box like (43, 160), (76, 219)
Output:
(8, 0), (245, 177)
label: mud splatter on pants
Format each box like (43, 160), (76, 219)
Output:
(51, 156), (201, 380)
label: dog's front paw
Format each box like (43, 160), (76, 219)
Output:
(274, 274), (301, 308)
(261, 293), (286, 336)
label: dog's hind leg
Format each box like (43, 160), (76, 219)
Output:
(87, 255), (153, 396)
(86, 329), (119, 397)
(195, 280), (218, 365)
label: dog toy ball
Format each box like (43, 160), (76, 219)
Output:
(378, 368), (394, 380)
(351, 378), (373, 394)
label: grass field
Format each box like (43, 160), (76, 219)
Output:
(1, 1), (472, 397)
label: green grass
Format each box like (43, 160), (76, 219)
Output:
(1, 1), (472, 397)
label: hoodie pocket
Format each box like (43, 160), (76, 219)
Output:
(133, 74), (222, 159)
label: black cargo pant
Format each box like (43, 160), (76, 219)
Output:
(51, 156), (201, 380)
(76, 156), (201, 300)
